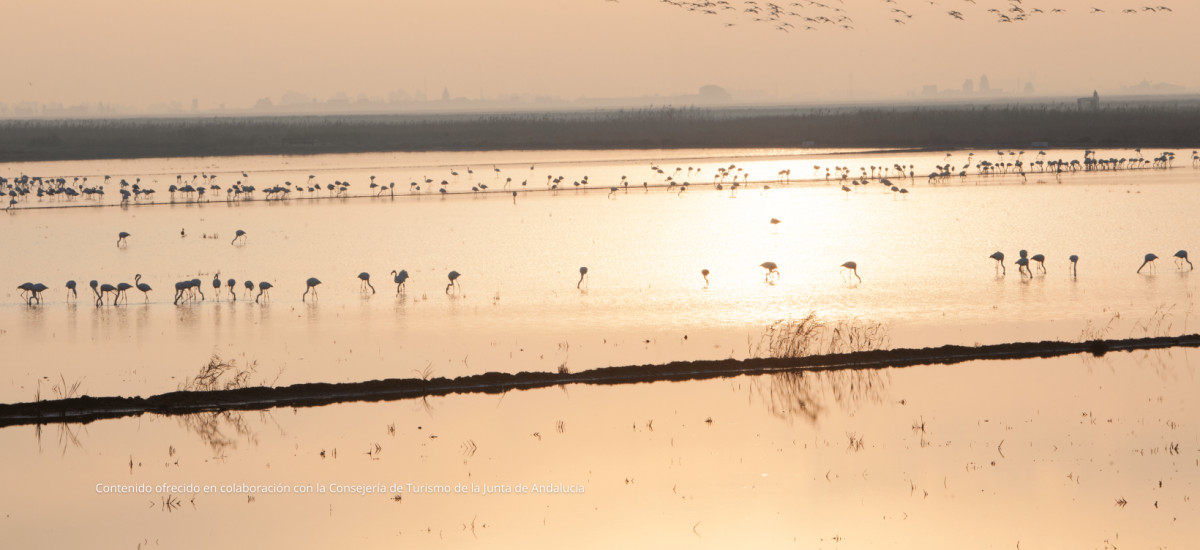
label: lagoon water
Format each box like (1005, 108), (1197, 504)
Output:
(2, 147), (1199, 402)
(2, 351), (1197, 548)
(4, 146), (1200, 547)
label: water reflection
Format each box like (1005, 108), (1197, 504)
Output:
(755, 367), (890, 424)
(33, 422), (86, 456)
(177, 410), (265, 455)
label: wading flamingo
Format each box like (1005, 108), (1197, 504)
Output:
(135, 274), (152, 303)
(1174, 250), (1193, 270)
(760, 262), (780, 282)
(1138, 253), (1158, 274)
(303, 277), (321, 301)
(358, 272), (375, 294)
(841, 261), (862, 282)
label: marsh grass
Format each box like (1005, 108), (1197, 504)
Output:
(748, 313), (891, 423)
(180, 353), (257, 392)
(1129, 304), (1178, 338)
(1078, 313), (1120, 342)
(42, 374), (85, 401)
(750, 313), (890, 359)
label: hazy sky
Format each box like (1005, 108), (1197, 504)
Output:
(5, 0), (1196, 109)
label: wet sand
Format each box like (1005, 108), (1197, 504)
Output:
(4, 333), (1196, 428)
(4, 104), (1200, 162)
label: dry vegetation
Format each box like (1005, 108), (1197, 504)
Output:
(4, 102), (1200, 162)
(750, 313), (891, 359)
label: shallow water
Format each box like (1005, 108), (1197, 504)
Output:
(2, 350), (1196, 548)
(2, 147), (1199, 402)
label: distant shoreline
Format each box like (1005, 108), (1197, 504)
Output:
(3, 105), (1200, 163)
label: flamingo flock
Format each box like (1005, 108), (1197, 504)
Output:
(6, 147), (1196, 213)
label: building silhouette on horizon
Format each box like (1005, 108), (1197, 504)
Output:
(1077, 90), (1099, 111)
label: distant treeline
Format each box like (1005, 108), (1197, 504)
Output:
(2, 104), (1200, 162)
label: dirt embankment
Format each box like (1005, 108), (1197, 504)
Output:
(3, 105), (1200, 162)
(0, 334), (1194, 428)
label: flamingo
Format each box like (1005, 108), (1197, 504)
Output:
(446, 271), (461, 293)
(244, 280), (254, 297)
(173, 281), (189, 305)
(701, 269), (710, 286)
(135, 274), (152, 303)
(115, 281), (133, 304)
(760, 262), (780, 282)
(212, 273), (222, 299)
(232, 229), (247, 245)
(358, 272), (375, 294)
(1031, 254), (1046, 274)
(577, 267), (588, 289)
(117, 231), (130, 247)
(227, 278), (237, 301)
(65, 280), (77, 302)
(303, 277), (321, 301)
(256, 281), (273, 303)
(391, 270), (409, 293)
(1014, 257), (1032, 279)
(841, 261), (862, 282)
(90, 280), (116, 306)
(1174, 250), (1193, 270)
(17, 282), (35, 302)
(1138, 253), (1158, 274)
(28, 283), (48, 305)
(989, 252), (1006, 275)
(1069, 255), (1079, 276)
(190, 279), (205, 301)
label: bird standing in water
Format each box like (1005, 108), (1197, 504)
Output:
(841, 261), (861, 283)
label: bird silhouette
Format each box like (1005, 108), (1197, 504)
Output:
(446, 271), (461, 294)
(115, 281), (133, 304)
(1174, 250), (1193, 270)
(232, 229), (247, 245)
(303, 277), (321, 301)
(391, 270), (410, 293)
(227, 278), (237, 301)
(701, 268), (710, 286)
(1069, 255), (1079, 277)
(358, 272), (375, 294)
(989, 251), (1006, 275)
(578, 266), (588, 289)
(117, 231), (130, 247)
(1031, 254), (1046, 274)
(256, 281), (273, 303)
(1015, 257), (1032, 279)
(28, 283), (48, 305)
(841, 261), (862, 282)
(65, 280), (77, 302)
(135, 274), (152, 303)
(1138, 253), (1158, 274)
(760, 262), (780, 282)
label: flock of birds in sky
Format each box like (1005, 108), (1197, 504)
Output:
(648, 0), (1175, 32)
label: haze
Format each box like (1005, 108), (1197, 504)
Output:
(5, 0), (1196, 112)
